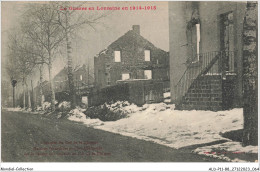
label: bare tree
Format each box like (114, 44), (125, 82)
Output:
(21, 3), (65, 111)
(53, 2), (111, 108)
(5, 45), (20, 108)
(6, 32), (35, 109)
(20, 36), (48, 109)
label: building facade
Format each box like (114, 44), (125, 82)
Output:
(33, 65), (94, 105)
(53, 65), (94, 94)
(94, 25), (169, 89)
(169, 2), (247, 110)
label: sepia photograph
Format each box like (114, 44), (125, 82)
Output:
(1, 0), (259, 171)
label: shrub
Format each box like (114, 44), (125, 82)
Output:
(85, 103), (128, 121)
(42, 102), (51, 111)
(35, 106), (43, 111)
(57, 101), (71, 112)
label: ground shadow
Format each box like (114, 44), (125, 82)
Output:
(221, 129), (243, 142)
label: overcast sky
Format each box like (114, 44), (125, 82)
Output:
(1, 1), (169, 87)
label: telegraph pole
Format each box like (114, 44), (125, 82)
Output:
(11, 79), (17, 108)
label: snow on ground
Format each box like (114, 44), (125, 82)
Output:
(163, 92), (171, 103)
(164, 99), (171, 103)
(193, 141), (258, 162)
(36, 106), (43, 111)
(105, 101), (143, 116)
(42, 102), (51, 111)
(58, 101), (71, 111)
(95, 103), (244, 149)
(4, 107), (41, 115)
(5, 107), (23, 112)
(5, 101), (257, 162)
(68, 107), (104, 126)
(163, 92), (171, 98)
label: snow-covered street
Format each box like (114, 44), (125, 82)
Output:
(6, 100), (258, 162)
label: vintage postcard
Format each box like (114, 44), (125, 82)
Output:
(1, 1), (259, 171)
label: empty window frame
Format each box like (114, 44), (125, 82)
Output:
(114, 51), (121, 62)
(122, 73), (130, 80)
(144, 50), (151, 61)
(195, 23), (200, 61)
(144, 70), (152, 79)
(187, 22), (201, 62)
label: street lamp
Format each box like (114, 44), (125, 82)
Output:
(11, 79), (17, 108)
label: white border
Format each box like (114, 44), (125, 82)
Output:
(0, 0), (259, 172)
(1, 162), (259, 172)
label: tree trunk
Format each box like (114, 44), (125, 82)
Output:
(12, 85), (15, 108)
(39, 64), (44, 108)
(242, 1), (258, 146)
(23, 78), (26, 109)
(87, 61), (90, 86)
(31, 80), (34, 112)
(27, 82), (31, 110)
(48, 61), (56, 111)
(65, 12), (76, 109)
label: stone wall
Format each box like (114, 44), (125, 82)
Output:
(176, 75), (223, 111)
(175, 75), (237, 111)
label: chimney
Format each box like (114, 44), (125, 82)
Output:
(132, 25), (140, 35)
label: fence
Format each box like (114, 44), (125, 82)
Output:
(88, 80), (165, 106)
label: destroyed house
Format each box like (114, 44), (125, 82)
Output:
(94, 25), (170, 89)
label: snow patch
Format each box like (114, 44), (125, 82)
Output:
(42, 102), (51, 111)
(163, 92), (171, 98)
(68, 107), (104, 126)
(58, 101), (71, 111)
(164, 99), (171, 103)
(35, 106), (43, 111)
(5, 107), (23, 112)
(104, 101), (143, 116)
(96, 104), (243, 149)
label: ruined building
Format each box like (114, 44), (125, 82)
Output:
(169, 1), (248, 110)
(94, 25), (169, 89)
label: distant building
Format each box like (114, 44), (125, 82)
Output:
(34, 64), (94, 104)
(53, 67), (69, 93)
(73, 65), (94, 95)
(53, 65), (94, 94)
(168, 2), (247, 110)
(94, 25), (169, 89)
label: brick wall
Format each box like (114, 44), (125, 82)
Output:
(176, 75), (223, 111)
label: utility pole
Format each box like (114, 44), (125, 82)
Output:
(11, 79), (17, 108)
